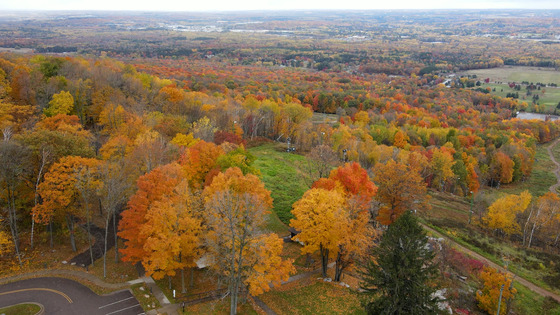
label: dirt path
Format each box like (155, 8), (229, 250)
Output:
(547, 138), (560, 193)
(422, 224), (560, 303)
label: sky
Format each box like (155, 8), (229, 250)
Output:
(1, 0), (559, 11)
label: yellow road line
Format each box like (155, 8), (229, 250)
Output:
(0, 288), (73, 303)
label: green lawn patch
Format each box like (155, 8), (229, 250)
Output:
(499, 143), (556, 197)
(0, 303), (41, 315)
(249, 143), (312, 228)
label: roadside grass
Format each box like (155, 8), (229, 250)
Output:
(249, 143), (312, 228)
(131, 283), (160, 312)
(513, 282), (560, 315)
(258, 278), (364, 315)
(0, 303), (41, 315)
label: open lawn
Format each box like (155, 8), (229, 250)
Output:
(259, 278), (364, 315)
(249, 143), (312, 228)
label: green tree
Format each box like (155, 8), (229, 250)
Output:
(358, 211), (439, 315)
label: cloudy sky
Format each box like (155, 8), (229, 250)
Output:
(0, 0), (559, 11)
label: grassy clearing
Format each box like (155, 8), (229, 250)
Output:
(499, 143), (556, 197)
(249, 143), (312, 228)
(0, 303), (41, 315)
(259, 278), (364, 315)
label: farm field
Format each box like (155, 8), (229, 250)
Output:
(461, 66), (560, 111)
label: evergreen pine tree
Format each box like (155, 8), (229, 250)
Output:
(358, 211), (440, 315)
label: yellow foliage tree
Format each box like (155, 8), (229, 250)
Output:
(171, 133), (200, 148)
(430, 148), (455, 191)
(44, 91), (74, 117)
(476, 266), (516, 315)
(290, 188), (348, 277)
(484, 191), (531, 236)
(203, 167), (293, 314)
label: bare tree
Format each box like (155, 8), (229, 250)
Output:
(304, 144), (339, 186)
(30, 148), (51, 249)
(97, 161), (131, 278)
(0, 139), (30, 265)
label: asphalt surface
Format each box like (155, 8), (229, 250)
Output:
(0, 277), (144, 315)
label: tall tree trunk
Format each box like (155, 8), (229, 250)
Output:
(103, 215), (110, 278)
(8, 190), (22, 266)
(31, 149), (48, 249)
(522, 206), (534, 246)
(528, 222), (538, 248)
(113, 210), (119, 263)
(66, 215), (77, 252)
(181, 268), (186, 294)
(84, 198), (94, 266)
(49, 221), (53, 248)
(8, 207), (22, 265)
(190, 267), (194, 287)
(320, 244), (329, 278)
(334, 251), (345, 282)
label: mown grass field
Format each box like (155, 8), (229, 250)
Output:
(461, 66), (560, 85)
(249, 142), (312, 230)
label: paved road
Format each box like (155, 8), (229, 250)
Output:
(0, 277), (144, 315)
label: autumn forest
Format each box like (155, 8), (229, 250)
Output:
(1, 9), (560, 315)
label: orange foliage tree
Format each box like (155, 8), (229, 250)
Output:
(140, 180), (203, 293)
(373, 160), (429, 225)
(179, 140), (224, 190)
(34, 156), (99, 252)
(118, 163), (185, 264)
